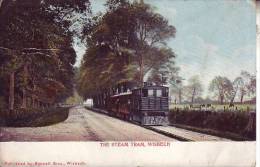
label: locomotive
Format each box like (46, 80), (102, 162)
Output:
(92, 82), (169, 125)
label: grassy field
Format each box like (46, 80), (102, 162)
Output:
(170, 103), (256, 112)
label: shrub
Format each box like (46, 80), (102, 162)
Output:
(4, 107), (70, 127)
(169, 109), (256, 140)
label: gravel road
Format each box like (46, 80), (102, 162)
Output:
(0, 106), (177, 141)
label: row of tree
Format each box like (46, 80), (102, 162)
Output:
(77, 0), (178, 99)
(171, 71), (256, 104)
(0, 0), (90, 116)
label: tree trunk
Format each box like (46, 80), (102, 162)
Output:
(21, 64), (28, 109)
(220, 95), (224, 104)
(32, 79), (36, 108)
(230, 92), (236, 105)
(230, 87), (238, 105)
(240, 94), (244, 103)
(32, 95), (35, 108)
(0, 0), (3, 8)
(139, 53), (144, 86)
(21, 88), (27, 108)
(230, 97), (234, 105)
(191, 88), (195, 104)
(32, 96), (35, 108)
(230, 92), (235, 105)
(8, 72), (15, 113)
(178, 89), (182, 104)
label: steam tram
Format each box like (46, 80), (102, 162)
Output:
(92, 82), (169, 125)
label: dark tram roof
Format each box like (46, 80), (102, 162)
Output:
(114, 81), (167, 89)
(92, 81), (168, 97)
(132, 82), (168, 90)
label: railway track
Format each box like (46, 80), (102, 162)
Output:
(87, 107), (230, 141)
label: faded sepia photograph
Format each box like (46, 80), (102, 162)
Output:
(0, 0), (256, 144)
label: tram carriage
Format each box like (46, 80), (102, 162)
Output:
(92, 82), (169, 125)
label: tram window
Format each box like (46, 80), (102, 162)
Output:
(162, 88), (169, 97)
(156, 89), (162, 97)
(148, 89), (154, 96)
(142, 89), (148, 97)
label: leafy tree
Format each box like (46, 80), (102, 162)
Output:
(209, 76), (233, 104)
(172, 82), (183, 104)
(240, 71), (256, 101)
(147, 48), (177, 85)
(231, 76), (247, 103)
(185, 76), (203, 104)
(169, 77), (184, 104)
(248, 75), (256, 98)
(0, 0), (90, 113)
(78, 0), (176, 98)
(230, 76), (244, 104)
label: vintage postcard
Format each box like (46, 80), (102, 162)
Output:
(0, 0), (258, 166)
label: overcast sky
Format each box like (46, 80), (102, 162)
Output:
(74, 0), (256, 97)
